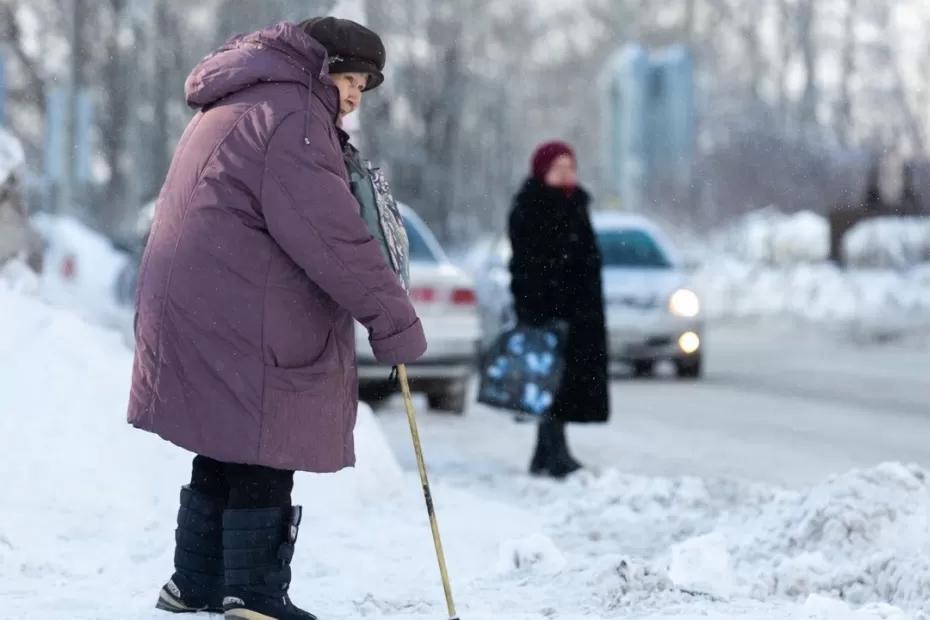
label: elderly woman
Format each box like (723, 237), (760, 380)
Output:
(129, 18), (425, 620)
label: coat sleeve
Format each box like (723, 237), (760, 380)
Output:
(261, 110), (426, 365)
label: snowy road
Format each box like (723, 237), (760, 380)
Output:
(380, 320), (930, 488)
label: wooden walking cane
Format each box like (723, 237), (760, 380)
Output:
(396, 363), (460, 620)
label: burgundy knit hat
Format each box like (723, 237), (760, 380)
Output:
(531, 141), (575, 180)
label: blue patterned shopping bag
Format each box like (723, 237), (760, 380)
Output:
(477, 321), (568, 417)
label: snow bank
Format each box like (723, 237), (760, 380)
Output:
(667, 533), (738, 598)
(0, 257), (40, 293)
(693, 258), (930, 329)
(496, 534), (566, 575)
(694, 208), (930, 331)
(29, 212), (131, 330)
(844, 218), (930, 269)
(298, 403), (405, 508)
(802, 595), (913, 620)
(478, 464), (925, 617)
(720, 462), (930, 613)
(622, 463), (930, 616)
(712, 207), (830, 266)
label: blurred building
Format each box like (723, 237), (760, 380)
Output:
(599, 44), (694, 213)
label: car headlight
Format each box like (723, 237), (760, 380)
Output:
(669, 288), (700, 318)
(678, 331), (701, 354)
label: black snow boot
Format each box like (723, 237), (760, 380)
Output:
(222, 506), (317, 620)
(529, 420), (551, 476)
(156, 486), (226, 613)
(547, 419), (583, 478)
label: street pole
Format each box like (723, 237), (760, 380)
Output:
(55, 0), (80, 214)
(684, 0), (696, 45)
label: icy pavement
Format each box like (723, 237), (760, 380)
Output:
(2, 274), (929, 618)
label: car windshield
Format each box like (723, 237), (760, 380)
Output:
(596, 228), (672, 268)
(405, 217), (440, 264)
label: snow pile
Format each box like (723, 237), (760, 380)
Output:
(302, 403), (406, 508)
(844, 218), (930, 269)
(687, 463), (930, 614)
(535, 469), (779, 557)
(693, 258), (930, 328)
(712, 207), (830, 266)
(0, 257), (40, 294)
(591, 556), (682, 611)
(0, 272), (160, 610)
(496, 534), (566, 575)
(667, 533), (738, 598)
(568, 465), (928, 618)
(802, 594), (913, 620)
(694, 207), (930, 331)
(0, 126), (25, 185)
(29, 212), (131, 329)
(462, 463), (925, 617)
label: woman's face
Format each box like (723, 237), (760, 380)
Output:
(544, 154), (577, 188)
(330, 72), (369, 118)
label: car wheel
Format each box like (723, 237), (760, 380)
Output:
(428, 380), (467, 414)
(676, 356), (702, 379)
(632, 360), (655, 378)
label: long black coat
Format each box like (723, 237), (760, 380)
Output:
(508, 177), (609, 424)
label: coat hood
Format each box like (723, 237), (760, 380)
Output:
(184, 21), (338, 118)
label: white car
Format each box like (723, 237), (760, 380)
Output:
(356, 205), (481, 412)
(474, 212), (704, 378)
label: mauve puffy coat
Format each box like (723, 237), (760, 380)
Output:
(127, 22), (426, 472)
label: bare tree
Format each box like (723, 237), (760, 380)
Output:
(835, 0), (858, 147)
(796, 0), (820, 133)
(4, 0), (930, 238)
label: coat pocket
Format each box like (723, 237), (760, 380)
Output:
(259, 364), (348, 471)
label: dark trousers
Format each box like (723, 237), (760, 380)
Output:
(189, 455), (294, 509)
(537, 415), (567, 461)
(530, 414), (577, 472)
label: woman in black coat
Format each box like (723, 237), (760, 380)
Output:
(509, 141), (609, 478)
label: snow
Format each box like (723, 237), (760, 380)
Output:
(0, 126), (25, 185)
(844, 218), (930, 269)
(691, 208), (930, 335)
(719, 463), (930, 612)
(667, 533), (737, 598)
(0, 256), (40, 293)
(496, 534), (566, 575)
(29, 212), (132, 331)
(710, 207), (830, 266)
(2, 272), (928, 619)
(693, 257), (930, 327)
